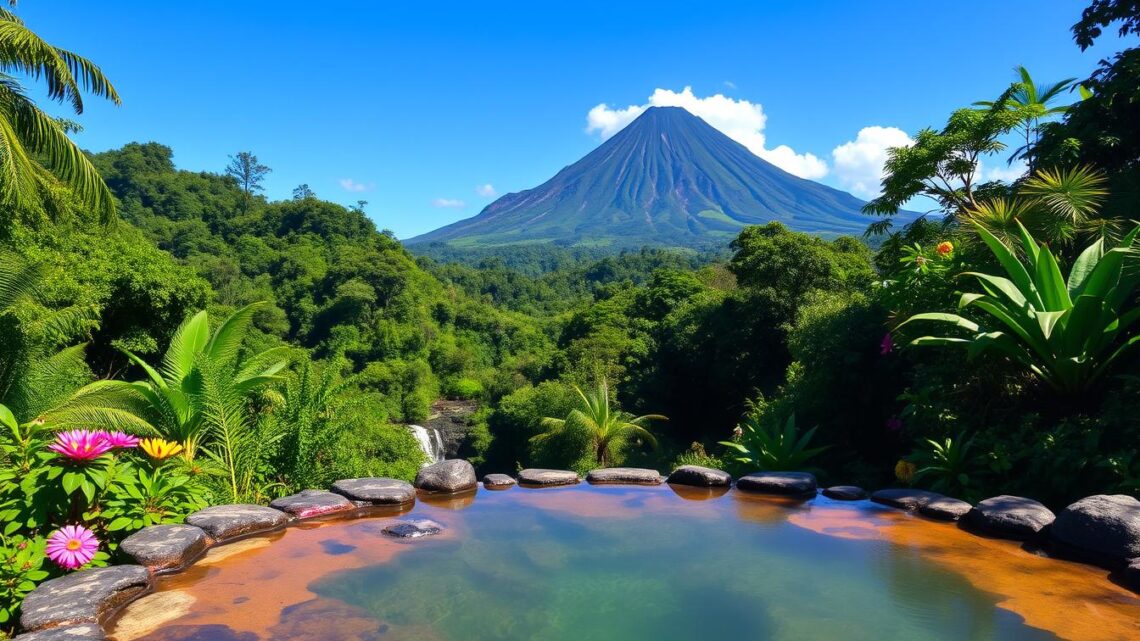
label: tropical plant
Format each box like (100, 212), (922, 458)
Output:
(975, 66), (1077, 170)
(0, 4), (119, 223)
(533, 380), (665, 467)
(719, 407), (828, 472)
(902, 222), (1140, 394)
(912, 431), (982, 497)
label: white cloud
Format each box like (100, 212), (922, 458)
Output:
(830, 126), (914, 198)
(475, 183), (497, 197)
(338, 178), (373, 193)
(431, 198), (465, 208)
(982, 159), (1028, 183)
(723, 80), (737, 90)
(585, 87), (828, 179)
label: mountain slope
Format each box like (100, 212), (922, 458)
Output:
(408, 106), (881, 248)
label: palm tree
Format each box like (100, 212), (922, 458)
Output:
(975, 66), (1076, 170)
(534, 380), (666, 467)
(0, 4), (120, 222)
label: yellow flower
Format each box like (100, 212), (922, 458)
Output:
(140, 438), (184, 460)
(894, 459), (917, 483)
(936, 241), (954, 256)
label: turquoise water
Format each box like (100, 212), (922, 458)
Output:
(300, 485), (1059, 641)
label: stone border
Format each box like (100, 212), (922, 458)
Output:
(15, 462), (1139, 639)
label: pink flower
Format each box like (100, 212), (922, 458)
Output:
(886, 416), (903, 432)
(45, 525), (98, 570)
(880, 333), (894, 355)
(47, 430), (113, 462)
(97, 431), (140, 449)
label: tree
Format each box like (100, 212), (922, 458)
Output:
(225, 151), (270, 211)
(1073, 0), (1140, 50)
(0, 5), (120, 224)
(292, 184), (315, 200)
(975, 66), (1077, 170)
(533, 380), (665, 467)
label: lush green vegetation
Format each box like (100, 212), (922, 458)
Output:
(2, 0), (1140, 635)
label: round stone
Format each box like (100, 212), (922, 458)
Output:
(331, 477), (416, 505)
(482, 473), (516, 489)
(20, 565), (152, 631)
(518, 468), (580, 486)
(185, 504), (288, 541)
(414, 459), (477, 494)
(1051, 494), (1140, 564)
(966, 495), (1055, 540)
(667, 465), (732, 487)
(870, 488), (944, 511)
(120, 524), (210, 572)
(381, 518), (443, 539)
(736, 472), (817, 497)
(822, 485), (867, 501)
(269, 489), (354, 519)
(920, 496), (974, 521)
(586, 468), (663, 485)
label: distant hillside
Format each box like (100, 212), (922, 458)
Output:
(407, 106), (885, 249)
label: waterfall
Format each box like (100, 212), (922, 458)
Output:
(408, 425), (445, 465)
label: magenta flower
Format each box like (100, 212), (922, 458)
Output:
(97, 431), (140, 449)
(45, 525), (99, 570)
(880, 333), (894, 355)
(886, 416), (903, 432)
(47, 430), (113, 462)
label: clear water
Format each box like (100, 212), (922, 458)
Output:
(117, 484), (1140, 641)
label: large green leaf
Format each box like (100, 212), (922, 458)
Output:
(974, 223), (1041, 308)
(161, 311), (209, 383)
(1067, 237), (1104, 297)
(1034, 247), (1071, 311)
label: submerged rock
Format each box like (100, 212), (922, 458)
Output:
(920, 497), (974, 522)
(382, 518), (443, 539)
(482, 473), (516, 489)
(331, 477), (415, 505)
(186, 504), (288, 541)
(120, 524), (210, 572)
(20, 565), (152, 631)
(269, 489), (354, 519)
(822, 485), (867, 501)
(1051, 494), (1140, 565)
(13, 625), (105, 641)
(518, 468), (580, 486)
(667, 465), (732, 487)
(870, 488), (943, 511)
(736, 472), (817, 497)
(586, 467), (663, 485)
(966, 495), (1055, 540)
(414, 459), (477, 494)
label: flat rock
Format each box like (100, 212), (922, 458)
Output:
(518, 468), (580, 486)
(13, 625), (106, 641)
(822, 485), (867, 501)
(482, 473), (516, 489)
(185, 504), (288, 541)
(1051, 494), (1140, 565)
(736, 472), (817, 497)
(330, 477), (415, 505)
(870, 488), (944, 511)
(920, 496), (974, 521)
(20, 565), (152, 631)
(414, 459), (477, 493)
(586, 467), (663, 485)
(967, 495), (1055, 540)
(667, 465), (732, 487)
(381, 518), (443, 539)
(269, 489), (354, 519)
(120, 524), (209, 572)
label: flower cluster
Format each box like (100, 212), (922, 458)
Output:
(47, 429), (139, 462)
(140, 438), (183, 460)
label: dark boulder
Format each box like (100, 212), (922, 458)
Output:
(185, 504), (288, 541)
(920, 497), (973, 522)
(870, 488), (943, 511)
(414, 459), (477, 494)
(586, 467), (663, 485)
(822, 485), (867, 501)
(518, 468), (580, 486)
(966, 495), (1055, 540)
(269, 489), (354, 519)
(20, 565), (151, 631)
(120, 524), (209, 572)
(1051, 494), (1140, 565)
(381, 518), (443, 539)
(736, 472), (817, 497)
(482, 474), (516, 489)
(1123, 558), (1140, 592)
(667, 465), (732, 487)
(330, 478), (415, 505)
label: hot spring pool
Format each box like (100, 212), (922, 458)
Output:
(108, 484), (1140, 641)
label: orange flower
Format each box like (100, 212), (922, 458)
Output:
(936, 241), (954, 256)
(139, 438), (184, 460)
(894, 459), (917, 483)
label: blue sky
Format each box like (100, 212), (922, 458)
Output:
(22, 1), (1135, 239)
